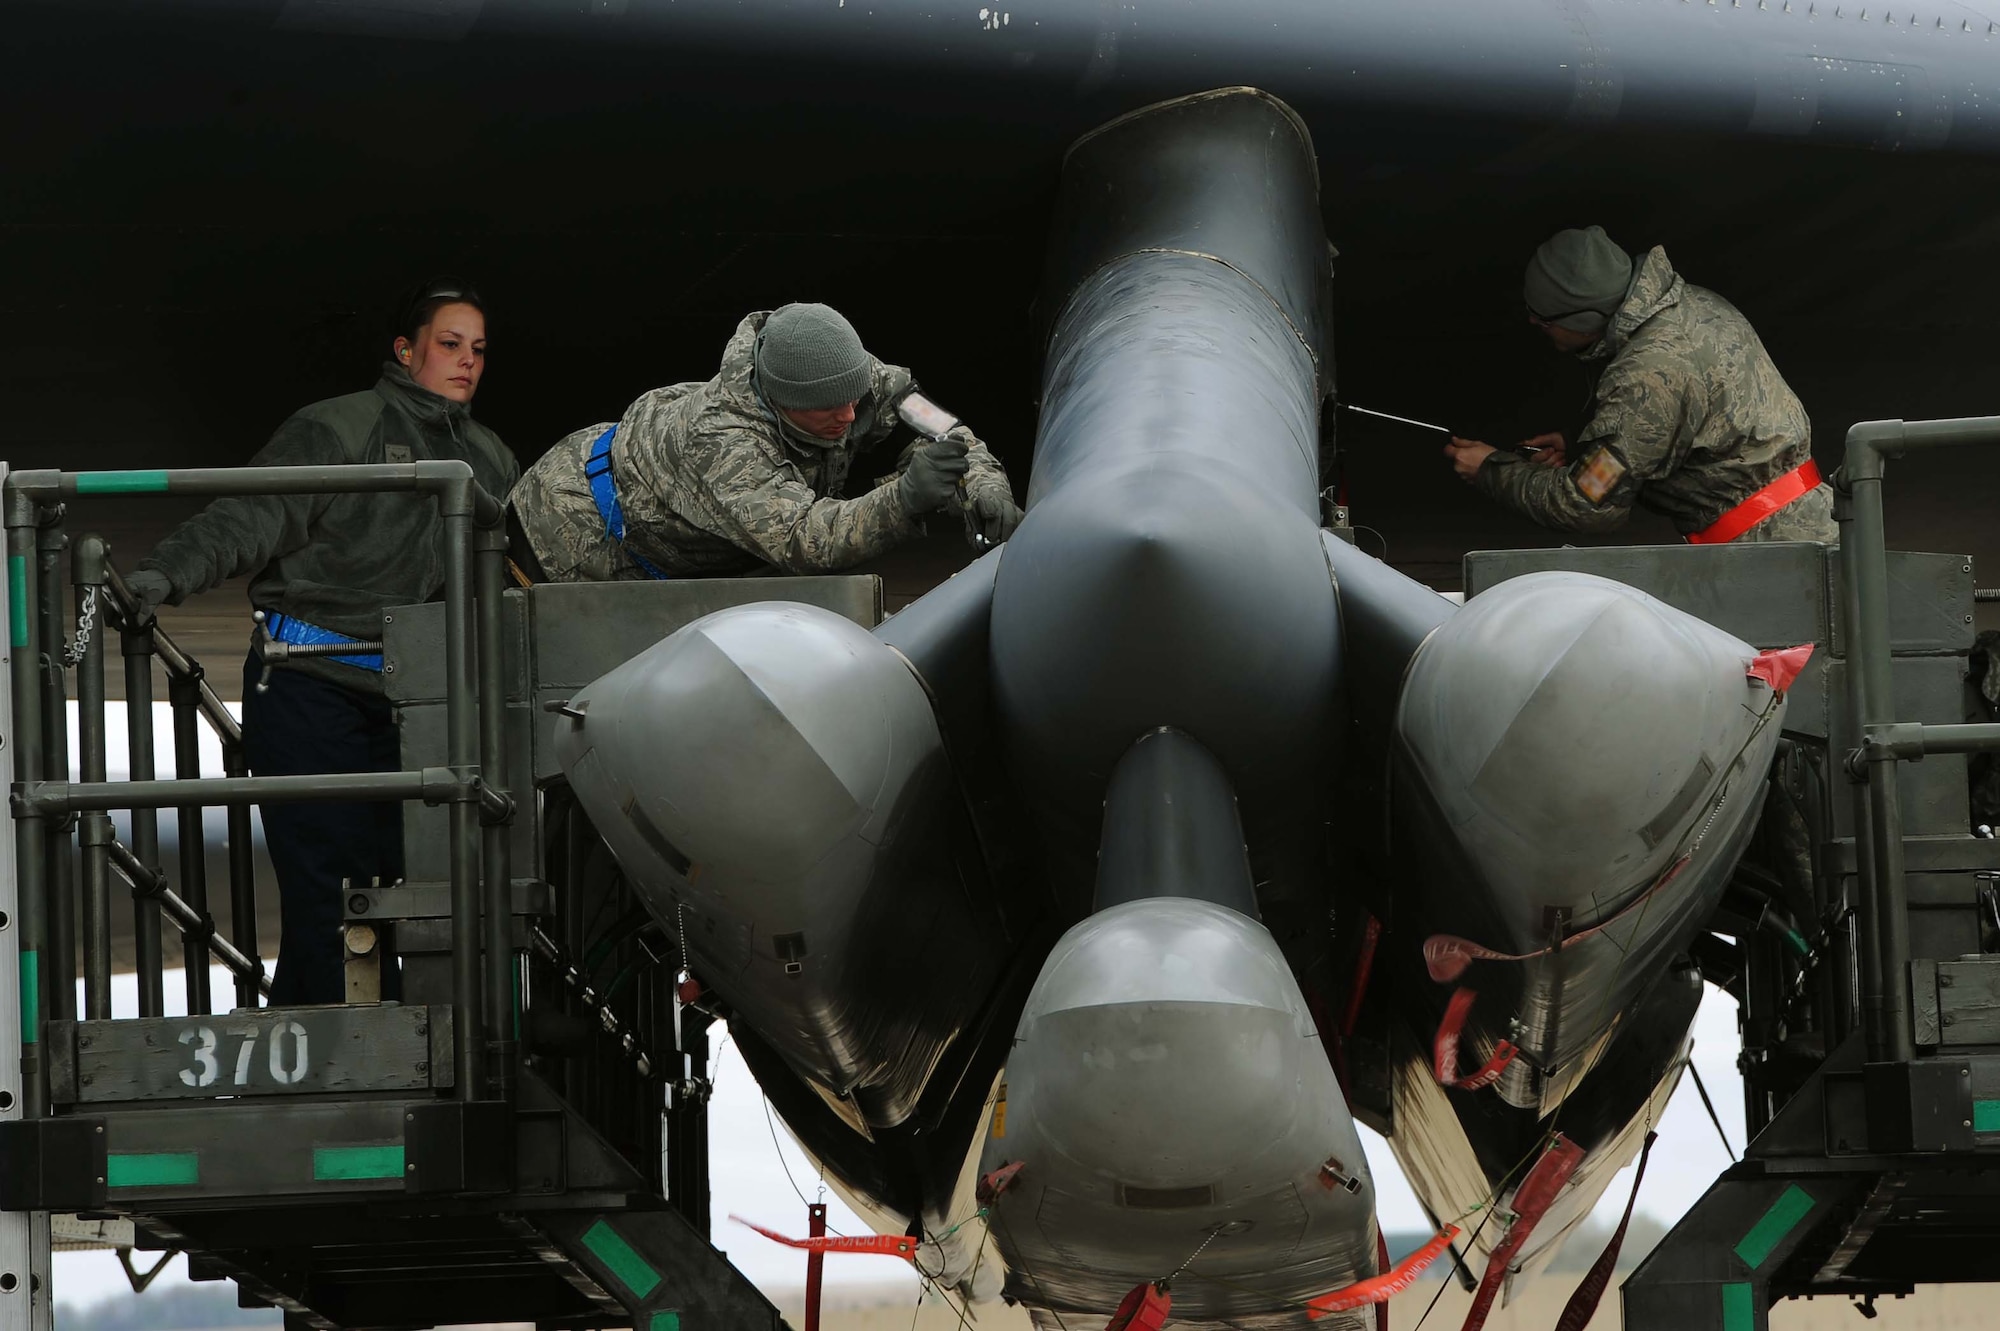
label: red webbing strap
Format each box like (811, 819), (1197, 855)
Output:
(1432, 987), (1518, 1091)
(1305, 1227), (1459, 1320)
(1686, 459), (1822, 545)
(1458, 1134), (1586, 1331)
(1553, 1131), (1657, 1331)
(731, 1216), (920, 1262)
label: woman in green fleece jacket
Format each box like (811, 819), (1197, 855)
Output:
(126, 280), (519, 1004)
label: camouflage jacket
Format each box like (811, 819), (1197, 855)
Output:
(1477, 247), (1836, 543)
(510, 313), (1013, 581)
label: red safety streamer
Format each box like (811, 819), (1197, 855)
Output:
(1746, 644), (1814, 696)
(1105, 1281), (1172, 1331)
(731, 1216), (920, 1262)
(1432, 988), (1517, 1091)
(1457, 1134), (1586, 1331)
(1553, 1131), (1657, 1331)
(977, 1160), (1024, 1205)
(1424, 855), (1690, 984)
(1306, 1226), (1459, 1319)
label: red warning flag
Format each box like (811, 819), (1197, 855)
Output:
(1747, 644), (1814, 696)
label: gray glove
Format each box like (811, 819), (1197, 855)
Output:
(122, 569), (173, 625)
(969, 486), (1024, 544)
(897, 435), (971, 516)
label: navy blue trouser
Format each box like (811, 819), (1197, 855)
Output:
(241, 651), (403, 1005)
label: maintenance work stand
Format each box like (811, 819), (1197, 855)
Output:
(0, 418), (1993, 1329)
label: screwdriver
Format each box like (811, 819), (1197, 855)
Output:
(1338, 403), (1550, 455)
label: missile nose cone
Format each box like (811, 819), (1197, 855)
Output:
(1398, 571), (1779, 922)
(556, 602), (909, 882)
(1011, 899), (1329, 1187)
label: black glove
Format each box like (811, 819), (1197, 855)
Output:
(897, 435), (971, 516)
(122, 569), (173, 625)
(969, 486), (1023, 544)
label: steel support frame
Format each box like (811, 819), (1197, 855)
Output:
(1620, 416), (2000, 1328)
(0, 461), (508, 1322)
(0, 465), (52, 1330)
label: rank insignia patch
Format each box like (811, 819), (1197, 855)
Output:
(1573, 445), (1628, 505)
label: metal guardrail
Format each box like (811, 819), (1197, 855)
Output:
(1836, 417), (2000, 1065)
(1, 461), (515, 1122)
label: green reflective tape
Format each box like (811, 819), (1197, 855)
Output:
(1735, 1184), (1814, 1270)
(74, 471), (169, 495)
(8, 554), (25, 648)
(1975, 1099), (2000, 1133)
(108, 1152), (199, 1188)
(313, 1145), (405, 1181)
(1784, 929), (1810, 958)
(18, 951), (36, 1044)
(582, 1219), (662, 1300)
(1721, 1281), (1756, 1331)
(650, 1314), (681, 1331)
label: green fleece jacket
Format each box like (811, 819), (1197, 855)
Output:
(138, 365), (517, 693)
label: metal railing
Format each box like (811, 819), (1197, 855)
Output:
(2, 461), (514, 1119)
(1835, 417), (2000, 1065)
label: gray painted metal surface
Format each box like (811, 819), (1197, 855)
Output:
(1396, 571), (1784, 1111)
(1094, 729), (1258, 917)
(50, 1005), (450, 1104)
(557, 600), (979, 1132)
(985, 896), (1377, 1326)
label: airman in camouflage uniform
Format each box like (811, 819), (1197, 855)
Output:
(508, 305), (1020, 582)
(1448, 228), (1837, 544)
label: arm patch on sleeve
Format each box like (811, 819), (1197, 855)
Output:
(1572, 444), (1630, 506)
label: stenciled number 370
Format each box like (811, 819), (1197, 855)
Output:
(178, 1021), (310, 1088)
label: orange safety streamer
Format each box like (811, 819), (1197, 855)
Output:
(1307, 1226), (1460, 1319)
(731, 1216), (920, 1262)
(1431, 988), (1517, 1091)
(1457, 1134), (1586, 1331)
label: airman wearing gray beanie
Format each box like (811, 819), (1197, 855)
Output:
(1522, 226), (1635, 335)
(756, 303), (875, 410)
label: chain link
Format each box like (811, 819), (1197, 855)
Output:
(62, 586), (97, 668)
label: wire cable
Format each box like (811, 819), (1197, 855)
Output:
(1688, 1059), (1738, 1162)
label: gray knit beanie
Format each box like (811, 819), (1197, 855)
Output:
(756, 303), (873, 410)
(1523, 226), (1634, 334)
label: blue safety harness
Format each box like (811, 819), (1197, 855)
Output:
(260, 612), (383, 672)
(584, 427), (670, 580)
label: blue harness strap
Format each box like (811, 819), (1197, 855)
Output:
(584, 427), (670, 580)
(262, 612), (383, 672)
